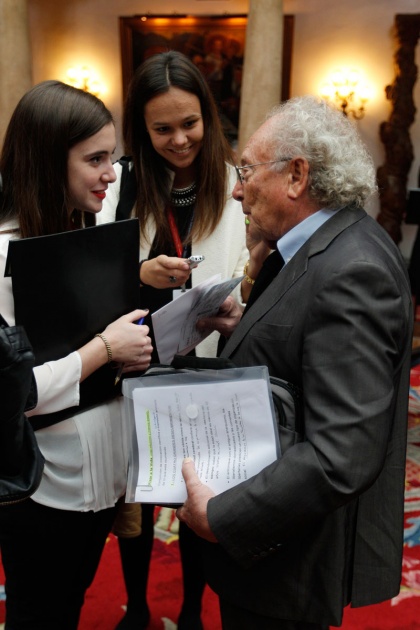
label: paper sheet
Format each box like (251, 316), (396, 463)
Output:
(131, 377), (278, 504)
(151, 274), (243, 364)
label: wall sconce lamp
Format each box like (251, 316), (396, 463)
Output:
(66, 66), (104, 97)
(320, 69), (370, 120)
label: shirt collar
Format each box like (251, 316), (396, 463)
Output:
(277, 207), (340, 265)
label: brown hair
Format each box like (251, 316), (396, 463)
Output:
(123, 50), (233, 247)
(0, 80), (114, 238)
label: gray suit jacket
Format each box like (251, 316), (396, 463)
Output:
(202, 207), (413, 626)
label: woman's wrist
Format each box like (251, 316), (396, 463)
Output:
(139, 259), (149, 287)
(79, 333), (112, 381)
(243, 260), (256, 285)
(94, 333), (113, 363)
(246, 248), (272, 283)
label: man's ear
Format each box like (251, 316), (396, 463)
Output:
(287, 158), (310, 199)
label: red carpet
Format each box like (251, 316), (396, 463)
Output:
(1, 383), (419, 629)
(79, 528), (222, 630)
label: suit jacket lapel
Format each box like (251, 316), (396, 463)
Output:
(221, 206), (366, 359)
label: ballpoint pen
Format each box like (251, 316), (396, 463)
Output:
(114, 315), (146, 386)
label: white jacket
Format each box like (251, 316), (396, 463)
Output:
(99, 161), (248, 357)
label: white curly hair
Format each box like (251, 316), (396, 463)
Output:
(266, 95), (377, 209)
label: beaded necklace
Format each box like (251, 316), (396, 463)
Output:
(170, 182), (197, 207)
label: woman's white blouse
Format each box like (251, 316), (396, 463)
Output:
(0, 221), (128, 512)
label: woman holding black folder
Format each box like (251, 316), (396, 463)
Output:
(0, 80), (153, 629)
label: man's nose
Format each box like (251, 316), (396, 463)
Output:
(232, 179), (244, 200)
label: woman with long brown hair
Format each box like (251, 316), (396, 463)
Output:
(0, 80), (153, 629)
(99, 50), (264, 630)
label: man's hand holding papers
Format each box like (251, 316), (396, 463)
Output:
(176, 458), (218, 543)
(151, 274), (243, 364)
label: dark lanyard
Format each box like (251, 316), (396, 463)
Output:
(167, 205), (194, 258)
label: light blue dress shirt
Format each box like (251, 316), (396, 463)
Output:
(277, 208), (340, 266)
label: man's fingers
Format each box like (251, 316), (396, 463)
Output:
(181, 458), (201, 487)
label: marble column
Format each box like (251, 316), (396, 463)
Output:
(237, 0), (283, 156)
(0, 0), (32, 148)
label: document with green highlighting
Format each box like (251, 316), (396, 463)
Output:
(123, 366), (280, 505)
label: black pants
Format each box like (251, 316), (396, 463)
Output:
(220, 599), (330, 630)
(0, 499), (116, 630)
(118, 503), (206, 619)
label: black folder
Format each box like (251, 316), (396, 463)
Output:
(5, 218), (140, 429)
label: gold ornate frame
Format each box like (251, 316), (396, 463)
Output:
(119, 14), (294, 142)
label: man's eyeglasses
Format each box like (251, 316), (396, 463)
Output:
(235, 158), (292, 184)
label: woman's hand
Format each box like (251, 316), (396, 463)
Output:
(247, 237), (272, 269)
(104, 309), (153, 369)
(241, 223), (273, 303)
(79, 309), (153, 381)
(140, 255), (191, 289)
